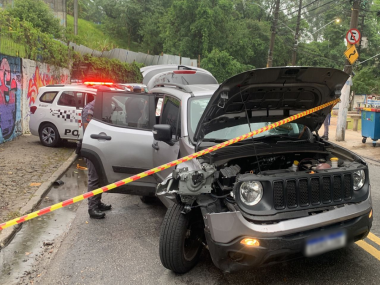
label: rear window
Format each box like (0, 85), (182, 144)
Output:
(40, 92), (58, 103)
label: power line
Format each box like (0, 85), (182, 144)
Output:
(300, 0), (339, 16)
(284, 0), (322, 16)
(285, 0), (343, 20)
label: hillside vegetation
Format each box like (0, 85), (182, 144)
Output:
(66, 15), (128, 51)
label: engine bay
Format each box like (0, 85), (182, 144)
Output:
(174, 152), (350, 195)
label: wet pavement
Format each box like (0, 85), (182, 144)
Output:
(0, 159), (87, 285)
(25, 162), (380, 285)
(1, 159), (380, 284)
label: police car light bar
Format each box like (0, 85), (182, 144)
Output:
(84, 81), (114, 86)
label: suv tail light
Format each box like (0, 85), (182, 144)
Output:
(173, 70), (196, 74)
(30, 106), (37, 114)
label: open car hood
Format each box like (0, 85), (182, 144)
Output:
(194, 67), (349, 142)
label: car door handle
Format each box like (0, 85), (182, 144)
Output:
(90, 134), (112, 140)
(152, 142), (159, 150)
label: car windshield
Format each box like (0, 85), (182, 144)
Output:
(188, 96), (310, 142)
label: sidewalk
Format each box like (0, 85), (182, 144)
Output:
(0, 135), (76, 225)
(327, 117), (380, 162)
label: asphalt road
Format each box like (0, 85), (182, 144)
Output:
(17, 163), (380, 284)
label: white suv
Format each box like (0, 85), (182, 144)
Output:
(29, 84), (97, 147)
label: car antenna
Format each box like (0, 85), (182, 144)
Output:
(238, 86), (262, 173)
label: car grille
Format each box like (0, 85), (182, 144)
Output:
(273, 174), (353, 210)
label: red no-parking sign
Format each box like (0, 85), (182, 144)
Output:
(346, 29), (361, 45)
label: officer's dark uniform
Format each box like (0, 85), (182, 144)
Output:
(82, 100), (111, 219)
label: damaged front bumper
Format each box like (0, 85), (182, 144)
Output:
(203, 195), (372, 272)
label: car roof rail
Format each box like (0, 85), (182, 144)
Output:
(152, 83), (194, 94)
(45, 84), (66, 87)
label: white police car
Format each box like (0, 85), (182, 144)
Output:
(29, 83), (107, 147)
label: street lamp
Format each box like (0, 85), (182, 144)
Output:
(311, 18), (341, 35)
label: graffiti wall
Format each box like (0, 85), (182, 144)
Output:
(0, 54), (22, 144)
(22, 59), (70, 133)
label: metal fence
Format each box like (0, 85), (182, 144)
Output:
(0, 30), (198, 67)
(0, 28), (27, 58)
(66, 42), (198, 67)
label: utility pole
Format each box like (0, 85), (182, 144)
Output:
(357, 15), (365, 55)
(267, 0), (281, 67)
(74, 0), (78, 35)
(291, 0), (302, 66)
(336, 0), (360, 141)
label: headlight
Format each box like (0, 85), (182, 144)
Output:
(240, 181), (263, 206)
(353, 170), (365, 190)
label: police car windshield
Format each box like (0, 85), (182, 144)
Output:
(188, 97), (309, 142)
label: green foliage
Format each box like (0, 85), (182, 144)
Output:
(66, 0), (104, 23)
(0, 10), (68, 67)
(65, 15), (122, 51)
(6, 0), (62, 37)
(72, 54), (143, 83)
(352, 66), (380, 95)
(201, 49), (254, 83)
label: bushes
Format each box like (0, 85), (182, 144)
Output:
(0, 11), (68, 67)
(0, 11), (142, 81)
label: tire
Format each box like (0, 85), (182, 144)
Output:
(140, 196), (157, 204)
(362, 137), (367, 143)
(159, 203), (204, 274)
(39, 123), (61, 147)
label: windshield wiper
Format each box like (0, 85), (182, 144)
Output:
(202, 138), (228, 143)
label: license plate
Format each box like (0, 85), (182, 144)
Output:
(305, 231), (346, 257)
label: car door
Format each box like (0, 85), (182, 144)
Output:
(77, 92), (95, 139)
(81, 90), (157, 195)
(55, 91), (78, 139)
(152, 95), (181, 182)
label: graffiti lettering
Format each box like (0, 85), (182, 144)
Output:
(27, 66), (69, 106)
(0, 55), (21, 143)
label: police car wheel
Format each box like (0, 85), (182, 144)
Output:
(159, 203), (203, 274)
(39, 123), (61, 147)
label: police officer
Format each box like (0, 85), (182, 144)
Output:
(82, 99), (112, 219)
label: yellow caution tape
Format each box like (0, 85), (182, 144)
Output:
(0, 98), (340, 231)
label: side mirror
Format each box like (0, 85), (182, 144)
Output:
(152, 124), (174, 145)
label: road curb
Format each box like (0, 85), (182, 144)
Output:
(0, 151), (78, 250)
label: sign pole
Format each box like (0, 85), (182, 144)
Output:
(336, 0), (360, 142)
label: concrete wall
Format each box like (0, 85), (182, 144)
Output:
(22, 59), (70, 133)
(0, 53), (70, 144)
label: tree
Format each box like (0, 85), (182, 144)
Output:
(6, 0), (61, 37)
(66, 0), (104, 23)
(201, 48), (254, 82)
(352, 66), (380, 95)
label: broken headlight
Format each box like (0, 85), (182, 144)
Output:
(240, 181), (263, 206)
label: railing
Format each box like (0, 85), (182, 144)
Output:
(0, 28), (27, 58)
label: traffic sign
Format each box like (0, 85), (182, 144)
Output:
(346, 29), (361, 45)
(344, 45), (359, 64)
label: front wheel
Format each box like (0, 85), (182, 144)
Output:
(159, 203), (204, 274)
(39, 123), (60, 147)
